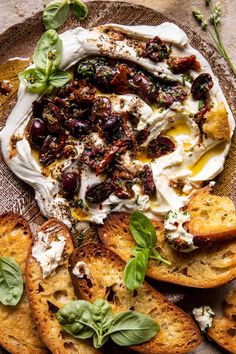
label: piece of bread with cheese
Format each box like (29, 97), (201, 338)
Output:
(98, 212), (236, 288)
(0, 212), (48, 354)
(25, 218), (101, 354)
(185, 187), (236, 245)
(69, 242), (201, 354)
(208, 289), (236, 353)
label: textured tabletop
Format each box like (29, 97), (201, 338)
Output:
(1, 0), (236, 64)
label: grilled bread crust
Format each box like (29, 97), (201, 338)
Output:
(25, 218), (101, 354)
(208, 289), (236, 353)
(0, 212), (48, 354)
(69, 242), (201, 354)
(98, 212), (236, 288)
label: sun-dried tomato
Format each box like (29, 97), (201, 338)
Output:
(110, 64), (132, 94)
(96, 140), (129, 175)
(142, 164), (156, 196)
(85, 181), (113, 204)
(147, 136), (175, 158)
(112, 170), (134, 199)
(120, 113), (138, 153)
(42, 102), (65, 133)
(72, 85), (96, 107)
(39, 132), (65, 166)
(168, 55), (201, 74)
(143, 36), (170, 62)
(191, 73), (213, 100)
(193, 105), (210, 130)
(136, 128), (150, 145)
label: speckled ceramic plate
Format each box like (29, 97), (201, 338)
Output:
(0, 2), (235, 353)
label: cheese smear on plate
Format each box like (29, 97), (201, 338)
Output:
(0, 23), (234, 228)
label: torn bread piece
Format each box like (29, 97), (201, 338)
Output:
(202, 102), (230, 141)
(0, 212), (48, 354)
(186, 187), (236, 245)
(25, 218), (101, 354)
(69, 242), (201, 354)
(208, 289), (236, 353)
(98, 212), (236, 288)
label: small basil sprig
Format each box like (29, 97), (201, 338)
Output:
(0, 257), (23, 306)
(57, 298), (159, 348)
(43, 0), (88, 30)
(124, 212), (171, 291)
(19, 29), (70, 93)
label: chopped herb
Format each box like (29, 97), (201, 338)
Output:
(182, 73), (193, 86)
(75, 198), (89, 211)
(198, 99), (205, 110)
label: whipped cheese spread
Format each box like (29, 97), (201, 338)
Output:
(164, 209), (197, 252)
(0, 23), (234, 227)
(72, 261), (90, 278)
(192, 306), (215, 332)
(32, 230), (65, 277)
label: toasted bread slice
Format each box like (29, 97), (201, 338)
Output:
(202, 102), (230, 141)
(224, 289), (236, 320)
(0, 212), (48, 354)
(98, 212), (236, 288)
(69, 242), (201, 354)
(208, 289), (236, 353)
(25, 219), (101, 354)
(186, 187), (236, 245)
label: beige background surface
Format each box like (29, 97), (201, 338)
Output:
(1, 0), (236, 65)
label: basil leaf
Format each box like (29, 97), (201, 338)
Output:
(92, 299), (114, 330)
(130, 211), (157, 249)
(49, 70), (71, 87)
(93, 333), (109, 349)
(34, 29), (62, 71)
(0, 257), (23, 306)
(72, 0), (88, 20)
(43, 0), (70, 30)
(124, 248), (149, 291)
(18, 68), (47, 93)
(57, 300), (95, 339)
(109, 310), (159, 346)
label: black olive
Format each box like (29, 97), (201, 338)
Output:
(147, 136), (175, 158)
(143, 36), (170, 62)
(85, 181), (113, 204)
(91, 97), (112, 122)
(94, 66), (115, 92)
(132, 73), (157, 104)
(61, 172), (80, 194)
(102, 115), (120, 133)
(29, 118), (47, 146)
(191, 73), (213, 100)
(66, 119), (89, 137)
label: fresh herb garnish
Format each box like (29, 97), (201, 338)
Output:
(75, 198), (89, 211)
(19, 30), (70, 93)
(43, 0), (88, 30)
(198, 98), (205, 110)
(124, 212), (171, 291)
(57, 298), (159, 348)
(182, 73), (193, 86)
(193, 1), (236, 76)
(0, 257), (23, 306)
